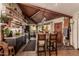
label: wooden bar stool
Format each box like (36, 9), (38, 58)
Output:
(37, 33), (46, 56)
(0, 46), (4, 56)
(48, 33), (57, 56)
(0, 42), (9, 56)
(8, 46), (15, 56)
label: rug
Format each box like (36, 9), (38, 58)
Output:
(23, 40), (36, 51)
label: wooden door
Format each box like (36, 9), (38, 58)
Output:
(54, 22), (63, 44)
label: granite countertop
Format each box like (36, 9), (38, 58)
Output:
(4, 33), (26, 39)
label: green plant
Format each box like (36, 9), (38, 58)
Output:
(4, 28), (12, 37)
(15, 32), (20, 36)
(0, 15), (10, 23)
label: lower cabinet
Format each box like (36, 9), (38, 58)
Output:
(4, 34), (27, 54)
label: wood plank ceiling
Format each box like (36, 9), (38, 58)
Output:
(18, 3), (72, 24)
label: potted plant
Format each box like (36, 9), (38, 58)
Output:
(3, 28), (13, 37)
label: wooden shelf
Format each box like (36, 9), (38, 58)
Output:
(6, 6), (24, 20)
(5, 6), (27, 26)
(0, 23), (7, 26)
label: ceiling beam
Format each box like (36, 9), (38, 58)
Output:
(18, 3), (72, 24)
(25, 15), (37, 24)
(22, 3), (72, 18)
(18, 3), (40, 17)
(30, 10), (40, 18)
(30, 18), (37, 24)
(18, 4), (37, 24)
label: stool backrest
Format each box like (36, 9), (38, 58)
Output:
(38, 33), (46, 40)
(49, 33), (58, 56)
(50, 33), (57, 41)
(37, 33), (46, 56)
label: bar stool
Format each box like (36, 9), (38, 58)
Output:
(37, 33), (46, 56)
(0, 46), (4, 56)
(8, 46), (15, 56)
(48, 33), (57, 56)
(0, 42), (9, 56)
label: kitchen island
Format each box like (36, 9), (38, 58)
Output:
(4, 33), (27, 54)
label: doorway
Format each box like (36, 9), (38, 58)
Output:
(54, 22), (63, 44)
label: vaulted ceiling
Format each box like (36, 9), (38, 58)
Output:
(18, 3), (72, 24)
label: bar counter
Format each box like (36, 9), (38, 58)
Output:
(4, 33), (27, 54)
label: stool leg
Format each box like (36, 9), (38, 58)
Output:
(56, 41), (57, 56)
(8, 49), (10, 56)
(49, 42), (51, 56)
(9, 50), (11, 56)
(37, 45), (39, 56)
(44, 46), (46, 56)
(12, 48), (15, 56)
(8, 48), (15, 56)
(37, 49), (39, 56)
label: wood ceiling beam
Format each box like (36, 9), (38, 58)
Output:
(18, 3), (40, 17)
(39, 9), (72, 18)
(18, 3), (72, 24)
(30, 10), (40, 18)
(25, 15), (37, 24)
(30, 18), (37, 24)
(22, 3), (72, 18)
(18, 4), (37, 24)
